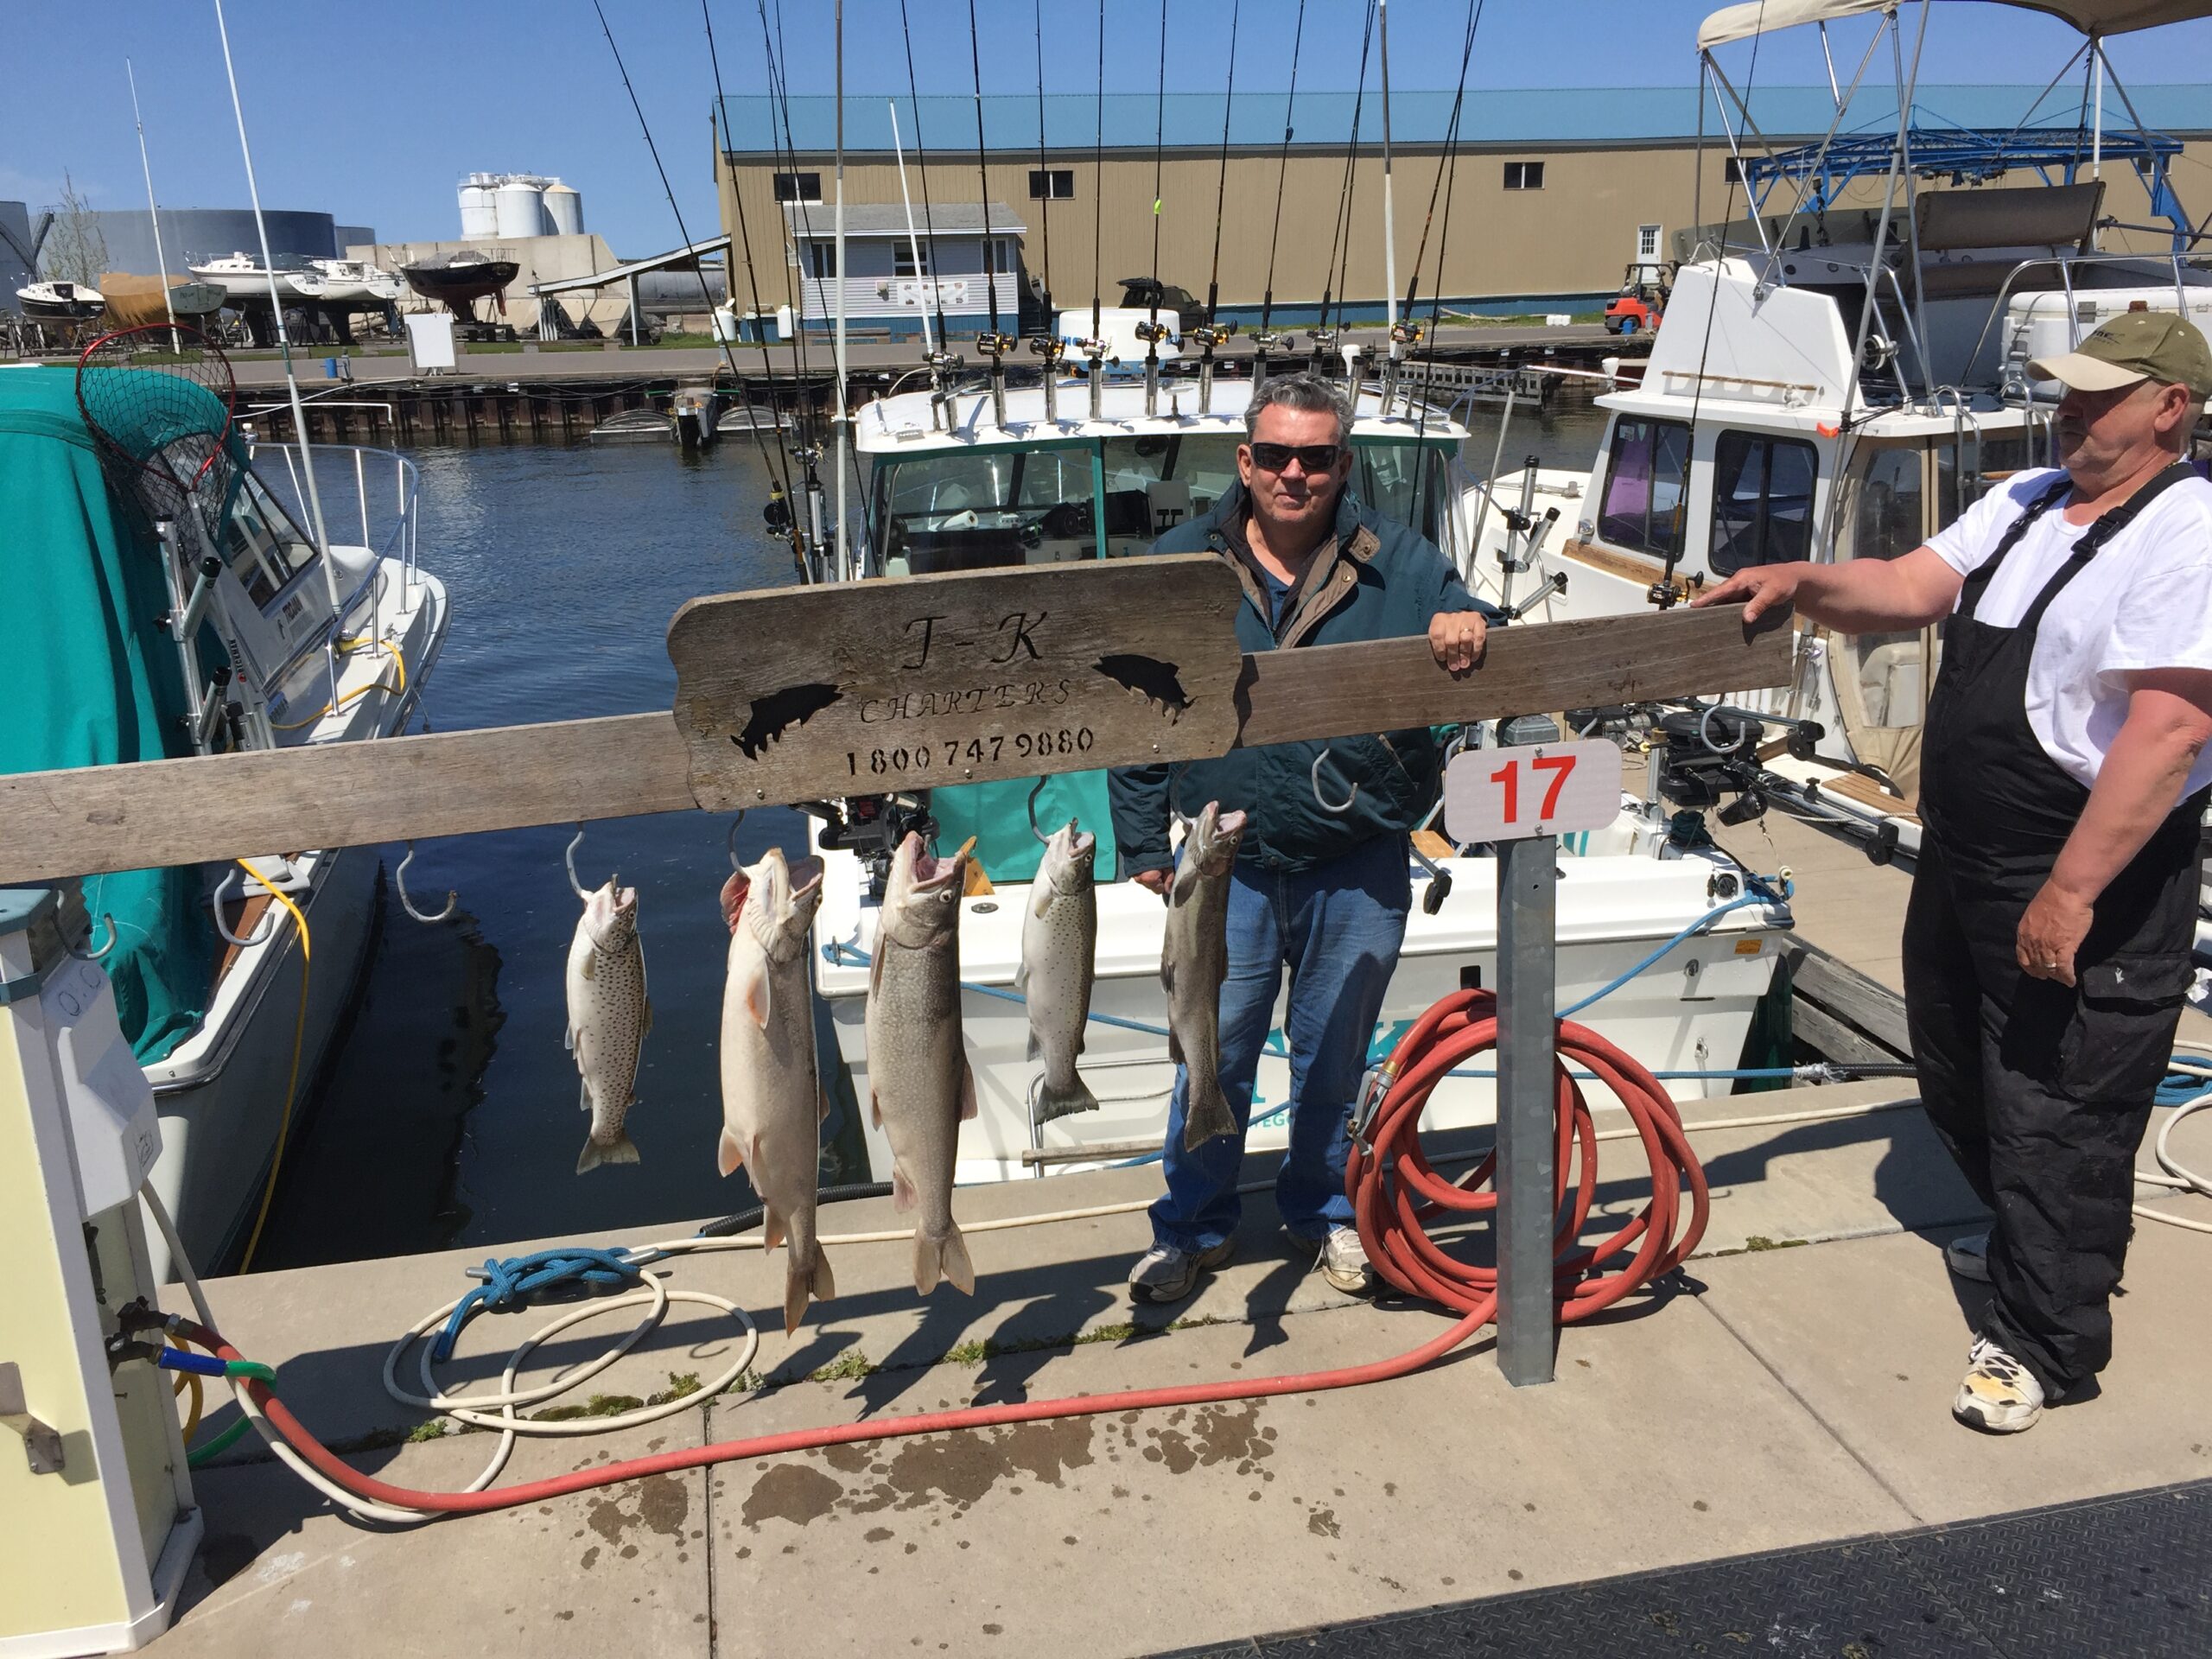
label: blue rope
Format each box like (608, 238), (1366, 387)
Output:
(1555, 875), (1794, 1020)
(431, 1247), (644, 1363)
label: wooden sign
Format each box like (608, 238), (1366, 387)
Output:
(666, 556), (1246, 812)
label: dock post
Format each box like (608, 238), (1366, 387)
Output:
(1494, 831), (1558, 1386)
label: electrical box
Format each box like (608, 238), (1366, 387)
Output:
(0, 889), (200, 1657)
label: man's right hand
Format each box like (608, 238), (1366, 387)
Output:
(1133, 868), (1172, 899)
(1690, 562), (1808, 626)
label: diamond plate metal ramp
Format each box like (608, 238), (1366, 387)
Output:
(1159, 1477), (2212, 1658)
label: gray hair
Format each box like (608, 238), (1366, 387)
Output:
(1245, 372), (1353, 446)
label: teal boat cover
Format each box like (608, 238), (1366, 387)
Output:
(929, 771), (1116, 887)
(0, 365), (219, 1061)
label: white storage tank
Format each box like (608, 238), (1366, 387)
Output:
(458, 175), (499, 239)
(542, 180), (584, 238)
(2004, 285), (2212, 398)
(495, 177), (550, 239)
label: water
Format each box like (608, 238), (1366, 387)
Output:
(255, 388), (1618, 1270)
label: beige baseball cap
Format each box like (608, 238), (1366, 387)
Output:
(2029, 308), (2212, 398)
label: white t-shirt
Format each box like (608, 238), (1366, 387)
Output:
(1926, 466), (2212, 794)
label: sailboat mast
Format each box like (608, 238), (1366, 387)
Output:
(833, 0), (849, 582)
(1379, 0), (1397, 339)
(126, 59), (179, 349)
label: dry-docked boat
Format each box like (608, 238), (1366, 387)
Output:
(16, 279), (105, 322)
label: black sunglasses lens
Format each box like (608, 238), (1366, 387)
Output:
(1250, 443), (1340, 473)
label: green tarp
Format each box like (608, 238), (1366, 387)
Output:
(0, 365), (213, 1061)
(928, 770), (1116, 887)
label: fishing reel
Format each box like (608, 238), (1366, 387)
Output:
(1132, 319), (1174, 348)
(1027, 335), (1067, 364)
(1306, 326), (1340, 355)
(1185, 321), (1238, 351)
(1390, 320), (1424, 349)
(760, 485), (794, 541)
(974, 332), (1017, 359)
(1647, 704), (1821, 830)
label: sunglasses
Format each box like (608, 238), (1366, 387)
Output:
(1247, 442), (1344, 474)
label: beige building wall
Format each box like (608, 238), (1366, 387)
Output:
(719, 138), (2212, 316)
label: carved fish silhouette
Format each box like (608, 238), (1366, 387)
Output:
(732, 683), (842, 760)
(1095, 655), (1192, 724)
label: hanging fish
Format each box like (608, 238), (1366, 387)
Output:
(719, 849), (836, 1334)
(1163, 801), (1247, 1149)
(567, 876), (650, 1173)
(1020, 820), (1100, 1123)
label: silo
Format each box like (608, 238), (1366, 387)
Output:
(542, 180), (584, 238)
(458, 175), (499, 238)
(494, 176), (548, 239)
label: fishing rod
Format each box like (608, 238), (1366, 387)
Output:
(1187, 0), (1242, 417)
(1027, 0), (1067, 425)
(1136, 0), (1172, 417)
(1082, 0), (1109, 421)
(1252, 0), (1308, 391)
(967, 0), (1014, 429)
(758, 0), (831, 575)
(1311, 0), (1378, 382)
(690, 3), (804, 555)
(898, 0), (958, 431)
(1409, 0), (1484, 513)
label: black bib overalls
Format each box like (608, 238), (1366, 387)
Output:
(1904, 463), (2204, 1397)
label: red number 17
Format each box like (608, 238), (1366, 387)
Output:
(1488, 753), (1577, 823)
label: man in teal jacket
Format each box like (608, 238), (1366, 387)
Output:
(1112, 371), (1497, 1303)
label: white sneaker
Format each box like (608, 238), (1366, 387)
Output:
(1944, 1230), (1993, 1283)
(1128, 1240), (1232, 1305)
(1319, 1227), (1373, 1295)
(1953, 1335), (2045, 1433)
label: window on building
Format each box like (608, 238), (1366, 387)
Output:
(1503, 161), (1545, 191)
(772, 171), (822, 203)
(983, 238), (1016, 276)
(1596, 417), (1692, 559)
(893, 239), (931, 278)
(1637, 224), (1663, 262)
(1028, 169), (1075, 200)
(1723, 156), (1745, 184)
(1710, 430), (1819, 575)
(808, 244), (838, 279)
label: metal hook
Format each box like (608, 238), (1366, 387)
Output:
(211, 868), (280, 948)
(1026, 776), (1075, 846)
(1312, 747), (1360, 816)
(564, 825), (592, 901)
(726, 812), (747, 872)
(394, 842), (457, 924)
(1167, 765), (1198, 829)
(67, 912), (118, 962)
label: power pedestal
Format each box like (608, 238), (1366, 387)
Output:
(0, 889), (200, 1656)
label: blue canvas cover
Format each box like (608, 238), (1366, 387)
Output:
(0, 365), (216, 1059)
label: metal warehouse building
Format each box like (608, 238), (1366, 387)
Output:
(715, 85), (2212, 335)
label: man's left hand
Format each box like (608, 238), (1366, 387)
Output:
(1429, 611), (1487, 677)
(2017, 882), (2093, 988)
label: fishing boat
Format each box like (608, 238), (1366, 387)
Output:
(188, 251), (317, 305)
(16, 279), (105, 322)
(1446, 0), (2212, 880)
(1, 342), (449, 1278)
(400, 250), (520, 321)
(805, 375), (1793, 1185)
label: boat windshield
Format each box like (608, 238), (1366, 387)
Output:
(873, 434), (1454, 573)
(222, 469), (321, 610)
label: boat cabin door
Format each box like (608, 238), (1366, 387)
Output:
(1832, 441), (1940, 804)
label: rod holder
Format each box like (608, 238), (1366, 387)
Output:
(1027, 335), (1066, 425)
(976, 333), (1016, 429)
(0, 1362), (65, 1475)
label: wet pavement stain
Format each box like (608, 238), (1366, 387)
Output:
(742, 1464), (844, 1529)
(1138, 1402), (1277, 1478)
(1307, 1506), (1341, 1538)
(582, 1472), (691, 1564)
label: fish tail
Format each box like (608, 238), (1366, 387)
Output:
(912, 1223), (976, 1297)
(784, 1243), (836, 1335)
(1181, 1081), (1239, 1151)
(1032, 1070), (1101, 1123)
(576, 1129), (642, 1174)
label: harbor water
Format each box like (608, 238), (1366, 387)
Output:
(254, 391), (1611, 1269)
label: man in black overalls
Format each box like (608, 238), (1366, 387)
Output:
(1700, 311), (2212, 1433)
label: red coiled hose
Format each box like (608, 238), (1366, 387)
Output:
(180, 992), (1708, 1518)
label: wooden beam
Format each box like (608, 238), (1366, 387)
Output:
(0, 606), (1789, 886)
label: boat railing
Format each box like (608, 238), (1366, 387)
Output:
(1961, 251), (2201, 403)
(251, 438), (424, 664)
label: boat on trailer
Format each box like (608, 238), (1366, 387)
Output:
(807, 375), (1794, 1187)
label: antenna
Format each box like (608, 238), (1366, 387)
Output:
(125, 60), (179, 351)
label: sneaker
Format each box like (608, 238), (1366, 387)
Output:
(1128, 1240), (1233, 1305)
(1953, 1335), (2045, 1433)
(1319, 1227), (1373, 1295)
(1944, 1230), (1993, 1283)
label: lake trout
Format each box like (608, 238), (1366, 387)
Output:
(567, 876), (650, 1173)
(1020, 819), (1099, 1124)
(1163, 801), (1248, 1150)
(719, 848), (834, 1334)
(864, 832), (976, 1296)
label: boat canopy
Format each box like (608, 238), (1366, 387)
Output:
(1699, 0), (2212, 48)
(0, 365), (224, 1059)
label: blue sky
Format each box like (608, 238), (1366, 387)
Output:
(6, 0), (2207, 258)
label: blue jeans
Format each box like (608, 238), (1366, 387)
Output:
(1150, 833), (1411, 1251)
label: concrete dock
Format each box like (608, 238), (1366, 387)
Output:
(148, 827), (2212, 1658)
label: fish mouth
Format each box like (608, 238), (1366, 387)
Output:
(1070, 830), (1097, 861)
(910, 850), (963, 892)
(789, 855), (825, 899)
(1214, 810), (1248, 838)
(719, 868), (750, 932)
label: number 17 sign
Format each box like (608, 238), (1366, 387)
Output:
(1443, 738), (1624, 843)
